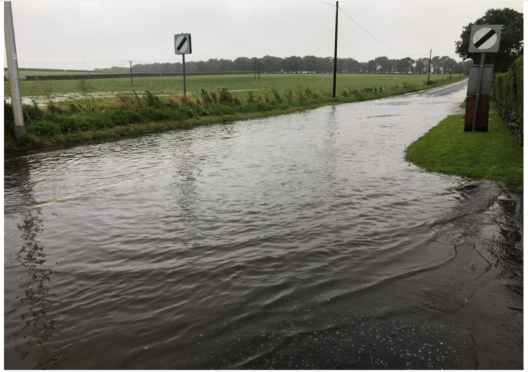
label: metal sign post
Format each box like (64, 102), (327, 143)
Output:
(182, 54), (187, 104)
(174, 33), (192, 104)
(472, 53), (485, 132)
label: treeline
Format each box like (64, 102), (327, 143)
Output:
(4, 67), (93, 73)
(95, 55), (473, 75)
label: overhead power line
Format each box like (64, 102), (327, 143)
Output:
(336, 4), (424, 57)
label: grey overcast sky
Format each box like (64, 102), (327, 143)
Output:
(4, 1), (524, 70)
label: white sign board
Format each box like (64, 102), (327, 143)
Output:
(469, 25), (501, 53)
(174, 33), (192, 55)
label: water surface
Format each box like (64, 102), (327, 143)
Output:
(6, 81), (485, 369)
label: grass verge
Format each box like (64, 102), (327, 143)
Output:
(405, 113), (523, 184)
(6, 77), (465, 155)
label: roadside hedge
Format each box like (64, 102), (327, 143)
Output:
(492, 55), (523, 146)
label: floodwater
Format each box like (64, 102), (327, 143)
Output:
(4, 89), (258, 107)
(4, 80), (523, 369)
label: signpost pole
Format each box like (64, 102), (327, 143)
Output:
(182, 54), (187, 104)
(471, 53), (485, 132)
(174, 33), (191, 104)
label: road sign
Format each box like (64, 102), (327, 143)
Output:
(469, 25), (501, 53)
(174, 33), (192, 55)
(467, 65), (494, 96)
(174, 33), (192, 104)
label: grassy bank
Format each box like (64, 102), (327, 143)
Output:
(5, 76), (465, 154)
(405, 113), (523, 183)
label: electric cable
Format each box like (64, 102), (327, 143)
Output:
(337, 4), (424, 57)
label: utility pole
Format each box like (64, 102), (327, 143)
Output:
(254, 60), (257, 79)
(427, 49), (432, 84)
(128, 60), (133, 86)
(4, 1), (25, 144)
(332, 1), (339, 98)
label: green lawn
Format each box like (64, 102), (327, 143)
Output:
(17, 73), (458, 97)
(405, 113), (523, 183)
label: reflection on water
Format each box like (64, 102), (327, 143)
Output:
(5, 157), (68, 369)
(490, 191), (523, 296)
(11, 211), (68, 368)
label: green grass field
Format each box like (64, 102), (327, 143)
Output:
(405, 113), (523, 183)
(16, 73), (460, 97)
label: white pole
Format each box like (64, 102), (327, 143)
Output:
(4, 1), (25, 143)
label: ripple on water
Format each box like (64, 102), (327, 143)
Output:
(4, 83), (474, 369)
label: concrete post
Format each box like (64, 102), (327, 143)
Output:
(4, 1), (26, 143)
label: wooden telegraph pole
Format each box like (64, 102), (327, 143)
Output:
(427, 49), (432, 84)
(128, 60), (133, 86)
(332, 1), (339, 98)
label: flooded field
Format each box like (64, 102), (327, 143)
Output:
(4, 89), (258, 107)
(4, 80), (522, 369)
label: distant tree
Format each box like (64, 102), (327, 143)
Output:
(284, 56), (304, 72)
(455, 8), (523, 72)
(303, 55), (318, 72)
(442, 57), (458, 74)
(367, 60), (377, 73)
(396, 57), (414, 73)
(374, 56), (389, 73)
(430, 56), (440, 73)
(233, 57), (253, 71)
(338, 57), (358, 73)
(357, 62), (368, 73)
(95, 54), (463, 75)
(414, 58), (427, 74)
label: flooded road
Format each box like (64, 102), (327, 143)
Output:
(4, 80), (523, 369)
